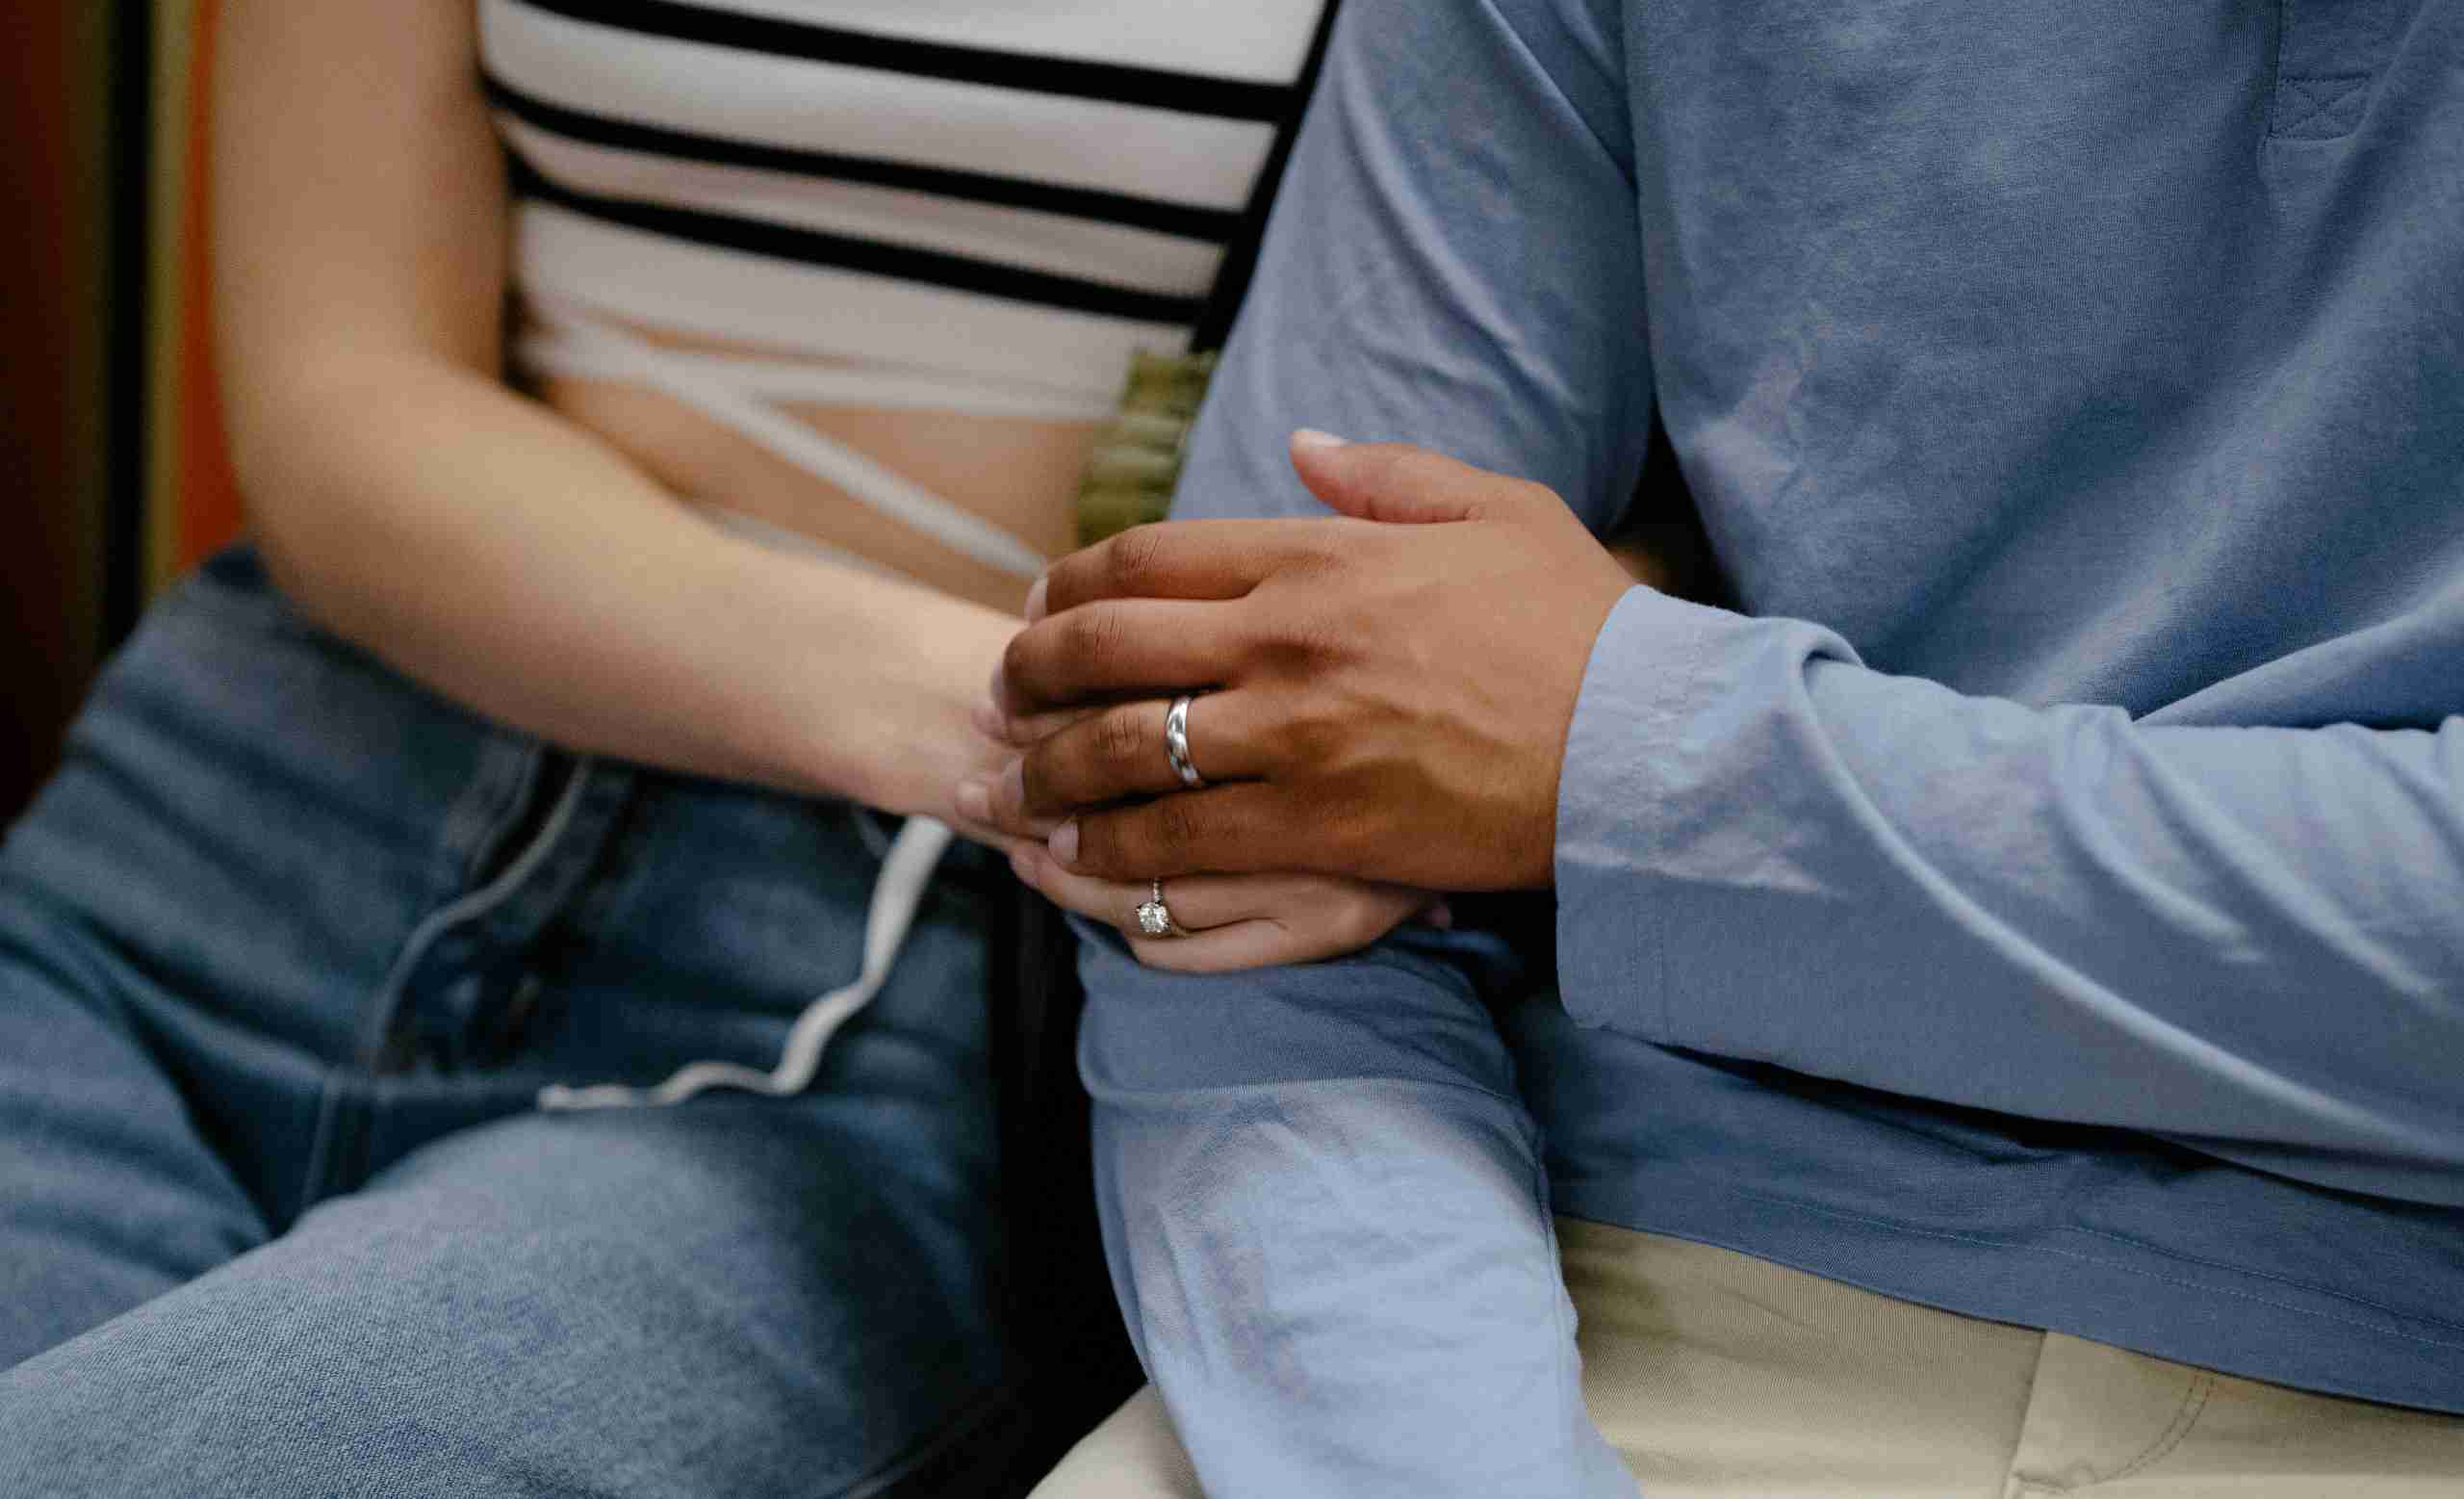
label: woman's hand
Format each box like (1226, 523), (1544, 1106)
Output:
(955, 697), (1449, 970)
(1003, 844), (1449, 972)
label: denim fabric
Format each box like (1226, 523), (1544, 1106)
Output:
(0, 549), (1023, 1497)
(1078, 0), (2464, 1492)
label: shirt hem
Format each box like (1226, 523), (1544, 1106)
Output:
(1556, 1170), (2464, 1417)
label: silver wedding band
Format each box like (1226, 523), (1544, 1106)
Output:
(1135, 878), (1184, 938)
(1165, 694), (1205, 789)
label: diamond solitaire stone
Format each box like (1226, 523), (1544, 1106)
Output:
(1136, 899), (1172, 937)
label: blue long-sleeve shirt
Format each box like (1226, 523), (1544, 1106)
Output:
(1080, 0), (2464, 1487)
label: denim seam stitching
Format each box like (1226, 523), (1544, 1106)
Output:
(560, 767), (653, 942)
(347, 754), (599, 1072)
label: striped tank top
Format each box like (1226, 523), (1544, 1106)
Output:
(484, 0), (1332, 1109)
(479, 0), (1329, 583)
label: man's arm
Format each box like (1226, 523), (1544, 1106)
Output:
(1004, 438), (2464, 1208)
(1556, 587), (2464, 1205)
(1168, 0), (1652, 532)
(1064, 1), (1650, 1492)
(991, 0), (2464, 1200)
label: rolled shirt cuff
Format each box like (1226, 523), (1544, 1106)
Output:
(1550, 584), (1859, 1045)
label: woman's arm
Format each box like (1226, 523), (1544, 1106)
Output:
(216, 0), (1443, 973)
(214, 0), (1010, 822)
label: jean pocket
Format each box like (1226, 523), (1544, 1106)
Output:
(2269, 0), (2414, 141)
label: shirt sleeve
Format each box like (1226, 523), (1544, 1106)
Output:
(1168, 0), (1652, 533)
(1071, 2), (1653, 1492)
(1554, 585), (2464, 1206)
(1076, 924), (1633, 1496)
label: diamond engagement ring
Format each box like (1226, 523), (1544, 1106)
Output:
(1164, 694), (1205, 788)
(1135, 879), (1180, 938)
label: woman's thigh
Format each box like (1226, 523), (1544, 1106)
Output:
(0, 1100), (1021, 1498)
(0, 549), (1020, 1488)
(0, 547), (598, 1361)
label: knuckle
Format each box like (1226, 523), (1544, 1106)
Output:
(1064, 602), (1137, 668)
(1281, 693), (1344, 763)
(1255, 612), (1340, 673)
(1509, 478), (1562, 516)
(998, 633), (1040, 699)
(1311, 798), (1380, 871)
(1105, 527), (1169, 594)
(1074, 814), (1122, 875)
(1150, 796), (1206, 861)
(1016, 748), (1058, 811)
(1353, 447), (1408, 491)
(1336, 891), (1394, 947)
(1058, 607), (1108, 664)
(1093, 705), (1150, 774)
(1040, 554), (1093, 616)
(1278, 536), (1345, 587)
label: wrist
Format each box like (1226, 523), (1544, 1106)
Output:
(730, 551), (1017, 817)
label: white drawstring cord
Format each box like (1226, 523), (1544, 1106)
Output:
(538, 814), (956, 1111)
(517, 301), (1051, 582)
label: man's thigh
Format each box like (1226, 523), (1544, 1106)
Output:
(0, 1102), (1026, 1499)
(1033, 1387), (1199, 1499)
(2004, 1332), (2464, 1497)
(1032, 1222), (2464, 1498)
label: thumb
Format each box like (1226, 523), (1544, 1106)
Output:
(1289, 430), (1532, 525)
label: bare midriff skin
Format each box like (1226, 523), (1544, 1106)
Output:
(538, 360), (1685, 616)
(535, 365), (1098, 616)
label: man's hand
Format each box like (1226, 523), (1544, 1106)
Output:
(968, 432), (1637, 891)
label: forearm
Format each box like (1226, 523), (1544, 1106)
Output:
(242, 360), (1013, 820)
(210, 0), (1013, 823)
(1558, 587), (2464, 1202)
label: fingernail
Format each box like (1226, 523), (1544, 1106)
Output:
(1291, 427), (1349, 452)
(1024, 576), (1048, 623)
(1049, 819), (1080, 866)
(969, 697), (1005, 738)
(1000, 757), (1025, 811)
(1426, 900), (1454, 930)
(956, 779), (990, 823)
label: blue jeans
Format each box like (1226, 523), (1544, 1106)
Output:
(0, 549), (1023, 1496)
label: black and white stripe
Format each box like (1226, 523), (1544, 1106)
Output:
(480, 0), (1323, 349)
(500, 0), (1300, 119)
(482, 76), (1244, 244)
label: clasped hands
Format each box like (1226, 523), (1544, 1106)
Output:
(957, 431), (1637, 972)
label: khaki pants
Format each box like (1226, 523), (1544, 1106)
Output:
(1035, 1222), (2464, 1497)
